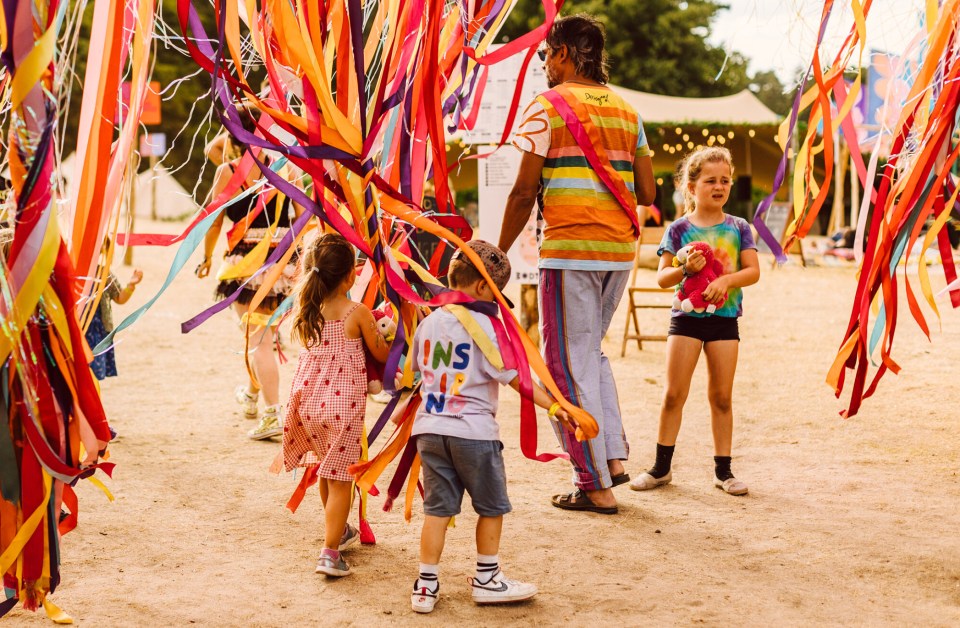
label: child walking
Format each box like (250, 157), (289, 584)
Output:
(629, 147), (759, 496)
(85, 239), (143, 380)
(281, 233), (392, 577)
(409, 240), (576, 614)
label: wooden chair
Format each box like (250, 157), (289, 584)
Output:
(620, 226), (673, 356)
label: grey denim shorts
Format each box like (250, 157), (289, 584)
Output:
(416, 434), (512, 517)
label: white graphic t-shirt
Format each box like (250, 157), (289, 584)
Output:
(411, 308), (518, 441)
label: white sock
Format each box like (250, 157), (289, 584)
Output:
(417, 563), (439, 593)
(476, 553), (499, 584)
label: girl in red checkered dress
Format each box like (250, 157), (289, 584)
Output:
(283, 233), (392, 577)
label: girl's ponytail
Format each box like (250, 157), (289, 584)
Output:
(292, 233), (356, 348)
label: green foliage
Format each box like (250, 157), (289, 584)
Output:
(62, 0), (220, 197)
(145, 0), (219, 195)
(499, 0), (786, 101)
(748, 69), (796, 116)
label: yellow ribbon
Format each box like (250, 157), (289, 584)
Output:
(0, 471), (51, 575)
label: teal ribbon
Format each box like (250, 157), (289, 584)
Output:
(93, 157), (290, 353)
(868, 178), (932, 359)
(93, 206), (227, 354)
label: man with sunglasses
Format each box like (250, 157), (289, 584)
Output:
(499, 13), (656, 515)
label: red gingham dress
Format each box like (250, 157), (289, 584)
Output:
(282, 305), (367, 479)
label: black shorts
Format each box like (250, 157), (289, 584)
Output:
(668, 315), (740, 343)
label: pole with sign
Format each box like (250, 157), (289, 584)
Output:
(120, 81), (162, 264)
(140, 133), (167, 220)
(469, 45), (548, 342)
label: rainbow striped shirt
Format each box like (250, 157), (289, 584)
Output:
(513, 85), (651, 270)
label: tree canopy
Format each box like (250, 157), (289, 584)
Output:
(499, 0), (790, 111)
(61, 0), (791, 196)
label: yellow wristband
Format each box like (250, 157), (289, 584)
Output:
(547, 402), (561, 418)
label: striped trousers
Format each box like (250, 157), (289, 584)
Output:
(539, 268), (630, 491)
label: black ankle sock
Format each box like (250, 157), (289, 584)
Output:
(714, 456), (734, 482)
(648, 443), (675, 479)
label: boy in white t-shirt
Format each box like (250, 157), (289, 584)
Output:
(409, 240), (576, 614)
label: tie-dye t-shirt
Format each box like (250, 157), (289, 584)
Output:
(657, 215), (757, 318)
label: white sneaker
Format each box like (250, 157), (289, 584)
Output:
(369, 390), (392, 404)
(234, 385), (259, 419)
(629, 471), (672, 491)
(470, 571), (537, 604)
(411, 580), (439, 613)
(247, 408), (281, 440)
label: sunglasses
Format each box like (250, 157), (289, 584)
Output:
(537, 47), (550, 61)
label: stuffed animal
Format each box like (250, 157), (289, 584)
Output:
(672, 241), (727, 314)
(366, 308), (397, 394)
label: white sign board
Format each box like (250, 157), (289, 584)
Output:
(139, 133), (167, 157)
(477, 148), (539, 284)
(463, 46), (548, 145)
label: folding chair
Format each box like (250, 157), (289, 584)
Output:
(620, 226), (673, 356)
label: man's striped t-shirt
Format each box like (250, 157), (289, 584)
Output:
(513, 85), (651, 271)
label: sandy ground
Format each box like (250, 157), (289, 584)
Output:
(7, 219), (960, 626)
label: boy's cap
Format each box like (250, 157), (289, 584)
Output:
(451, 240), (514, 307)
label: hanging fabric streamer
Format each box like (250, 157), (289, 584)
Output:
(772, 0), (960, 417)
(142, 0), (596, 522)
(0, 0), (143, 617)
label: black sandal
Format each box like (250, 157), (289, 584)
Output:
(550, 489), (618, 515)
(611, 473), (631, 487)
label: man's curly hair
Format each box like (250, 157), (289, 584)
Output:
(546, 14), (609, 85)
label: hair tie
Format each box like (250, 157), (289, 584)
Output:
(310, 266), (321, 273)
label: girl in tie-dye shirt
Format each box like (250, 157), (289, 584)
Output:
(629, 147), (760, 497)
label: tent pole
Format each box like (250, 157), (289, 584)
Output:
(849, 149), (859, 228)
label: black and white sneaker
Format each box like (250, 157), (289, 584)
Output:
(411, 580), (439, 613)
(470, 570), (537, 604)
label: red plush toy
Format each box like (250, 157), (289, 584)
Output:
(672, 241), (727, 314)
(365, 308), (397, 393)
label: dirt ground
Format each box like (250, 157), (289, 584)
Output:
(7, 219), (960, 626)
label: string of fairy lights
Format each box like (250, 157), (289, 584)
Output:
(657, 126), (761, 155)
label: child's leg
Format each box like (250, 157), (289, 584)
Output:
(249, 323), (280, 408)
(475, 515), (503, 556)
(657, 334), (703, 446)
(413, 515), (449, 611)
(474, 515), (504, 586)
(231, 302), (260, 396)
(420, 515), (451, 565)
(322, 479), (353, 550)
(413, 434), (464, 604)
(703, 339), (739, 457)
(631, 334), (703, 489)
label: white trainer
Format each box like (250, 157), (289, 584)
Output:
(369, 390), (393, 404)
(234, 385), (259, 419)
(411, 581), (439, 613)
(470, 571), (537, 604)
(629, 471), (672, 491)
